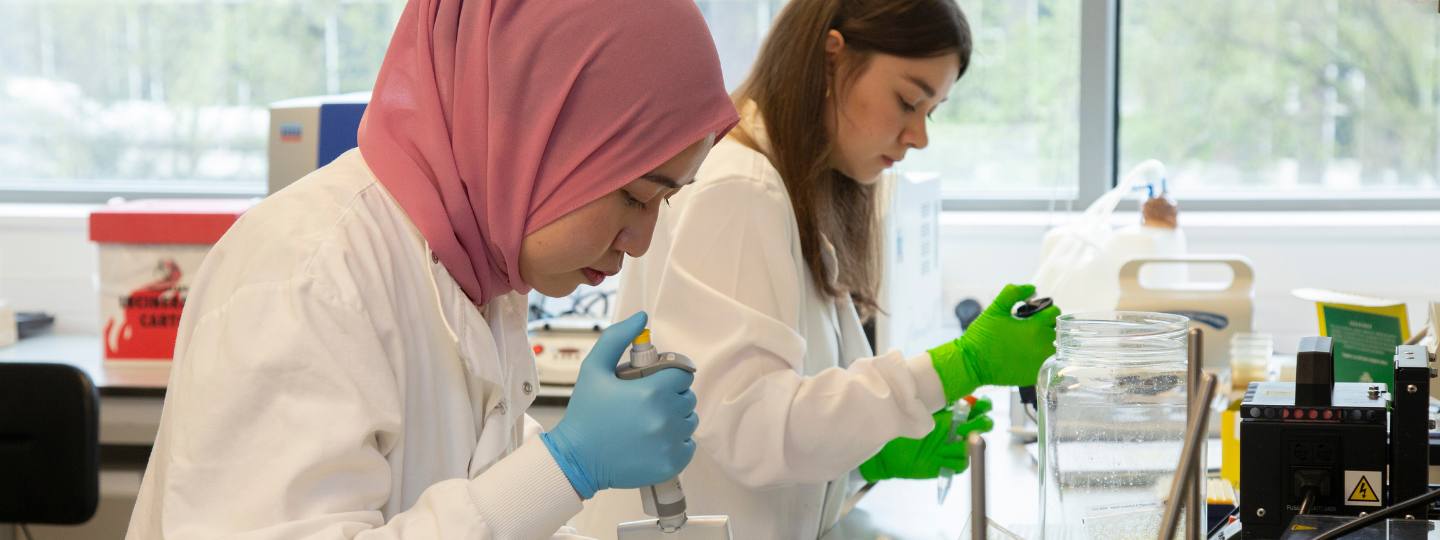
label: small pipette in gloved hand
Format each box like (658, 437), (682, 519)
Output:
(617, 330), (693, 532)
(1011, 296), (1053, 433)
(936, 395), (978, 504)
(938, 296), (1053, 503)
(1011, 296), (1054, 319)
(615, 330), (734, 539)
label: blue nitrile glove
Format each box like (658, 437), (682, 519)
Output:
(929, 284), (1061, 402)
(541, 312), (699, 499)
(858, 397), (995, 482)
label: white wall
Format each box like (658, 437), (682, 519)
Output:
(2, 205), (1438, 356)
(0, 204), (100, 334)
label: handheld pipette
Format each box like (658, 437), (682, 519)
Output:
(615, 329), (733, 539)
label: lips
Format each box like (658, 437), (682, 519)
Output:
(581, 268), (603, 286)
(581, 267), (618, 286)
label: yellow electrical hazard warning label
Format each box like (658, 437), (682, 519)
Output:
(1348, 477), (1378, 502)
(1344, 470), (1382, 507)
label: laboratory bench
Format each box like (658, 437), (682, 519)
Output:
(1, 335), (1043, 539)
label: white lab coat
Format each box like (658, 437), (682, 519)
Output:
(607, 105), (947, 539)
(127, 149), (588, 540)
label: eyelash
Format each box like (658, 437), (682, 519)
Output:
(624, 192), (647, 210)
(900, 96), (937, 120)
(898, 96), (917, 114)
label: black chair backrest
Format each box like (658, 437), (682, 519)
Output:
(0, 362), (99, 524)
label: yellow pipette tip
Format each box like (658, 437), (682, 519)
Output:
(634, 329), (651, 345)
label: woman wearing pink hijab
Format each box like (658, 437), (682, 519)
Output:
(125, 0), (737, 538)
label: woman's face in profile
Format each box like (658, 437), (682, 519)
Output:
(519, 135), (714, 297)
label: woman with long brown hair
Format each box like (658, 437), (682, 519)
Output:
(612, 0), (1060, 537)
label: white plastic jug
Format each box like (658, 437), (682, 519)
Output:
(1033, 160), (1177, 313)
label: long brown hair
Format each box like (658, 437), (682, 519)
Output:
(732, 0), (971, 320)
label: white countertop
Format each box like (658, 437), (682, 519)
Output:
(0, 333), (578, 399)
(0, 333), (169, 394)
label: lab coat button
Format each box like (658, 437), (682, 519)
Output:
(523, 381), (534, 395)
(496, 401), (508, 414)
(431, 252), (441, 263)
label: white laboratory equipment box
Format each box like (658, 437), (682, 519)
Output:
(268, 93), (369, 194)
(874, 171), (948, 355)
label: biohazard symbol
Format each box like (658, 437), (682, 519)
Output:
(104, 259), (186, 359)
(1348, 475), (1379, 503)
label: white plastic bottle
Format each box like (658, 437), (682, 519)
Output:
(1033, 160), (1176, 314)
(1107, 181), (1187, 291)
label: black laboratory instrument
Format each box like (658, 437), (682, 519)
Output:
(1235, 340), (1438, 539)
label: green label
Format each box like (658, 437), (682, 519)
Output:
(1323, 306), (1402, 387)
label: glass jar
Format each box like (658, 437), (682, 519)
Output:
(1037, 312), (1193, 540)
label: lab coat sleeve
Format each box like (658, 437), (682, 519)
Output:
(137, 280), (584, 540)
(645, 177), (942, 488)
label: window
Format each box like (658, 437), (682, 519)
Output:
(904, 0), (1082, 200)
(0, 0), (401, 197)
(698, 0), (1086, 201)
(1119, 0), (1440, 201)
(5, 0), (1438, 208)
(695, 0), (787, 93)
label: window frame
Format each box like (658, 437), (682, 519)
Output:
(6, 0), (1439, 210)
(0, 183), (263, 204)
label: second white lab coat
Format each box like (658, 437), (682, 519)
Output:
(126, 150), (587, 540)
(606, 105), (947, 539)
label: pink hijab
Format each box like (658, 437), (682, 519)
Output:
(359, 0), (738, 306)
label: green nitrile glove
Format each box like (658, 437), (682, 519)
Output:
(858, 398), (995, 482)
(929, 284), (1061, 402)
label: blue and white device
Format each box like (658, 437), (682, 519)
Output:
(267, 93), (369, 194)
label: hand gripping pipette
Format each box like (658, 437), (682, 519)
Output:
(615, 330), (693, 531)
(938, 295), (1054, 504)
(615, 330), (733, 539)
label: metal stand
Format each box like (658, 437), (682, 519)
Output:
(1186, 327), (1204, 539)
(969, 433), (987, 540)
(1159, 369), (1217, 540)
(1159, 327), (1212, 539)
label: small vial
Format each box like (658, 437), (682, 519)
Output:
(936, 395), (979, 503)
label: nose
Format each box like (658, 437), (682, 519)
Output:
(902, 114), (929, 150)
(614, 205), (661, 258)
